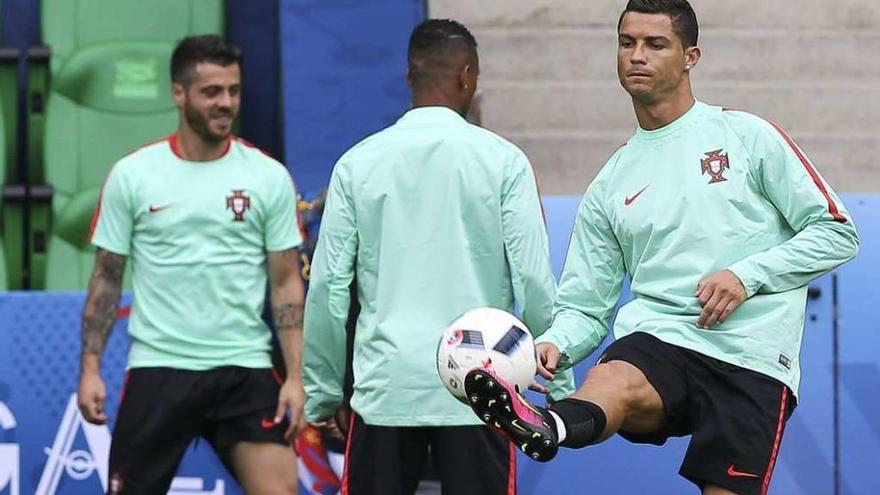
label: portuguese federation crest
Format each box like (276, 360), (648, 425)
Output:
(226, 189), (251, 222)
(700, 149), (730, 184)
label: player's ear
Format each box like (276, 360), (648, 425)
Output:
(683, 46), (701, 72)
(459, 64), (477, 93)
(171, 82), (186, 108)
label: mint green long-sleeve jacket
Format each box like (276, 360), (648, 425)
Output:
(304, 107), (574, 425)
(539, 101), (859, 397)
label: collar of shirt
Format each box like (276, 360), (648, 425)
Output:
(396, 106), (468, 128)
(635, 99), (706, 142)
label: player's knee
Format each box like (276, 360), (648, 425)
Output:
(584, 361), (650, 400)
(584, 362), (631, 390)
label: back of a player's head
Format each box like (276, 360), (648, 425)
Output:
(618, 0), (699, 48)
(408, 19), (478, 88)
(171, 35), (241, 87)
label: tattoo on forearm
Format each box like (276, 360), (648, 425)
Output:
(81, 249), (126, 358)
(273, 303), (304, 333)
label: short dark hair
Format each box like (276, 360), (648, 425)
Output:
(618, 0), (699, 48)
(408, 19), (477, 87)
(170, 34), (241, 86)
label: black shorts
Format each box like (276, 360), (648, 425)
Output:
(600, 332), (796, 495)
(107, 366), (290, 495)
(342, 413), (516, 495)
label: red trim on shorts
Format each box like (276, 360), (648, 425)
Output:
(271, 368), (284, 385)
(341, 413), (356, 495)
(507, 441), (517, 495)
(766, 121), (847, 223)
(761, 386), (789, 495)
(116, 306), (131, 319)
(118, 371), (131, 406)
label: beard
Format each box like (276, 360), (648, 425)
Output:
(183, 101), (234, 143)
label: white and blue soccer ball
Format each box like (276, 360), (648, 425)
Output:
(437, 307), (537, 403)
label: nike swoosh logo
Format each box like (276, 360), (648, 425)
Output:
(727, 464), (759, 478)
(260, 418), (277, 430)
(148, 204), (170, 213)
(624, 185), (649, 206)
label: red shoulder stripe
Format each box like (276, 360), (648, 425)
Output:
(766, 121), (847, 223)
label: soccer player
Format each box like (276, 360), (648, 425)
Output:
(464, 1), (860, 494)
(76, 35), (305, 495)
(303, 19), (573, 495)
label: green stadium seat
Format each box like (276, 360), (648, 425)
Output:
(28, 0), (224, 179)
(0, 249), (6, 291)
(24, 46), (51, 289)
(0, 45), (20, 290)
(43, 41), (177, 289)
(42, 0), (224, 74)
(28, 0), (224, 289)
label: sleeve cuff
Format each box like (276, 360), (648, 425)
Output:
(91, 239), (130, 257)
(546, 368), (576, 402)
(727, 261), (762, 298)
(267, 240), (304, 252)
(304, 395), (342, 423)
(534, 331), (573, 371)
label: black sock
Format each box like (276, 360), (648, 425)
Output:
(547, 399), (607, 448)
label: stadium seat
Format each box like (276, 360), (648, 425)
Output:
(42, 41), (177, 289)
(42, 0), (224, 74)
(28, 0), (224, 289)
(0, 43), (20, 290)
(0, 248), (6, 291)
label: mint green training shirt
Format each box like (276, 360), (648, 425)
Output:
(303, 106), (575, 426)
(91, 135), (303, 370)
(538, 101), (859, 396)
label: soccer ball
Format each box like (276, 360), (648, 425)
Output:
(437, 307), (537, 403)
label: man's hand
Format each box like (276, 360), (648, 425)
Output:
(312, 405), (350, 442)
(77, 371), (108, 425)
(275, 378), (306, 443)
(332, 406), (350, 438)
(535, 342), (561, 380)
(696, 269), (748, 328)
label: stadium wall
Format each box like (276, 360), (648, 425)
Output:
(428, 0), (880, 195)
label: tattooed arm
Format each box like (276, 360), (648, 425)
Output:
(77, 248), (127, 425)
(267, 247), (306, 441)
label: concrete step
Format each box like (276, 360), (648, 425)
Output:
(430, 0), (880, 29)
(472, 31), (880, 81)
(479, 83), (880, 133)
